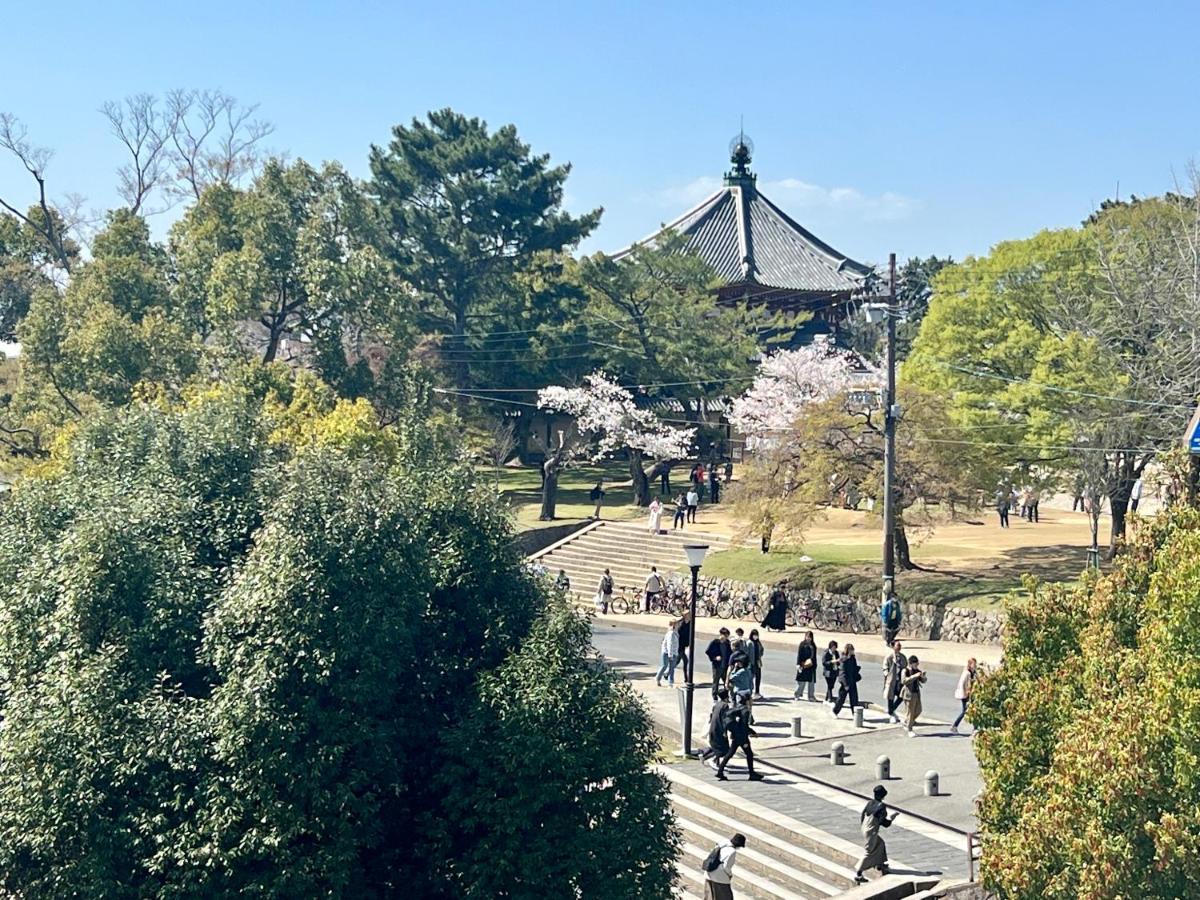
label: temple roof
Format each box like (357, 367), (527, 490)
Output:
(616, 140), (873, 295)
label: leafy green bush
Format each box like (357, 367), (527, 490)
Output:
(974, 507), (1200, 898)
(0, 380), (677, 898)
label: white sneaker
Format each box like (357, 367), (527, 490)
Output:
(907, 729), (916, 738)
(890, 714), (900, 724)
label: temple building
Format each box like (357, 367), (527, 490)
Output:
(615, 137), (874, 344)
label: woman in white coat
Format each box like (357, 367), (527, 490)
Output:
(655, 619), (680, 686)
(648, 496), (663, 534)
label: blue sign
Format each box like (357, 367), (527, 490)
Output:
(1189, 406), (1200, 455)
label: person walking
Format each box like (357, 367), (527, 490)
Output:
(880, 593), (902, 646)
(686, 486), (700, 524)
(716, 699), (763, 782)
(648, 496), (663, 534)
(589, 479), (605, 519)
(996, 488), (1010, 528)
(660, 462), (671, 496)
(821, 640), (840, 702)
(952, 657), (977, 734)
(900, 655), (927, 737)
(853, 785), (899, 884)
(673, 493), (688, 530)
(702, 833), (747, 900)
(832, 644), (861, 718)
(701, 687), (731, 765)
(1072, 475), (1085, 512)
(1028, 488), (1040, 523)
(656, 619), (680, 687)
(883, 641), (907, 723)
(728, 657), (754, 712)
(644, 566), (665, 613)
(677, 610), (693, 677)
(595, 568), (613, 614)
(761, 588), (788, 632)
(1131, 477), (1144, 512)
(709, 467), (721, 504)
(748, 629), (765, 699)
(794, 631), (818, 701)
(706, 629), (732, 699)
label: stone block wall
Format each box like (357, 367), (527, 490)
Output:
(663, 574), (1005, 645)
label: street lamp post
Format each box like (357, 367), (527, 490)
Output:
(681, 543), (709, 757)
(865, 253), (899, 616)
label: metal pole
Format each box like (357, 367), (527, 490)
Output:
(683, 564), (700, 756)
(883, 253), (897, 596)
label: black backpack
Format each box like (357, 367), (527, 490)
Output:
(701, 844), (725, 872)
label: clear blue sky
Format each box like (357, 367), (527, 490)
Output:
(3, 0), (1200, 269)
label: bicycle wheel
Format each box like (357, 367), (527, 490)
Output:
(611, 594), (631, 615)
(785, 607), (797, 627)
(715, 599), (734, 619)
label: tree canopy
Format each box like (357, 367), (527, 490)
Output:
(973, 494), (1200, 898)
(0, 370), (677, 898)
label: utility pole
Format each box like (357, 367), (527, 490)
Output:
(882, 253), (898, 601)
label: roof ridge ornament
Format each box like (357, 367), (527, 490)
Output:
(726, 131), (755, 185)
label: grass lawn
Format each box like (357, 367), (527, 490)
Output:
(489, 461), (644, 531)
(493, 462), (1101, 610)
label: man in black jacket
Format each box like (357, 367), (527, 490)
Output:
(716, 698), (764, 781)
(700, 687), (731, 764)
(705, 629), (732, 699)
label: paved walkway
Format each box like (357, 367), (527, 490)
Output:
(594, 628), (981, 881)
(590, 607), (1001, 674)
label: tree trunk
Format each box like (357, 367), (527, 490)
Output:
(629, 449), (651, 507)
(514, 410), (535, 465)
(894, 522), (915, 571)
(1189, 454), (1200, 508)
(540, 458), (561, 521)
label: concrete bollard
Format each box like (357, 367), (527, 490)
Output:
(853, 706), (864, 728)
(791, 716), (803, 738)
(831, 741), (845, 765)
(876, 755), (891, 780)
(925, 770), (940, 796)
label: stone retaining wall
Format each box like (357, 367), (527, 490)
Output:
(663, 574), (1005, 645)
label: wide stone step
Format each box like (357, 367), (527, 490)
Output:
(659, 766), (862, 870)
(678, 841), (809, 900)
(671, 793), (856, 891)
(675, 811), (840, 897)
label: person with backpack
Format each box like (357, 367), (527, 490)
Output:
(853, 785), (899, 884)
(595, 568), (613, 615)
(644, 566), (665, 613)
(748, 630), (765, 699)
(701, 833), (746, 899)
(880, 593), (902, 645)
(900, 655), (928, 737)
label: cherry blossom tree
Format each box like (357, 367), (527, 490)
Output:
(537, 372), (694, 518)
(729, 338), (866, 447)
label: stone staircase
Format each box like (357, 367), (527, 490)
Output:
(531, 520), (732, 602)
(663, 765), (861, 899)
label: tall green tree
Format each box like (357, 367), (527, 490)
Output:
(0, 369), (676, 898)
(19, 207), (198, 412)
(368, 109), (600, 393)
(972, 502), (1200, 899)
(171, 159), (400, 372)
(906, 194), (1200, 554)
(580, 233), (777, 426)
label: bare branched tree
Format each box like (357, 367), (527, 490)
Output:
(101, 93), (171, 215)
(165, 89), (274, 201)
(0, 113), (76, 272)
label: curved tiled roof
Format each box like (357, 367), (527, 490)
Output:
(616, 175), (873, 294)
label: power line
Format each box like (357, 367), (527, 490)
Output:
(931, 361), (1196, 410)
(913, 437), (1168, 454)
